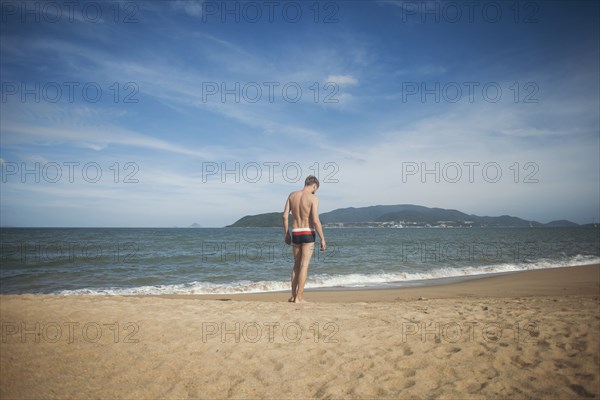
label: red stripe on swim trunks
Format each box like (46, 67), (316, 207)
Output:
(292, 230), (314, 236)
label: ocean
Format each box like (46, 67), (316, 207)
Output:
(1, 227), (598, 295)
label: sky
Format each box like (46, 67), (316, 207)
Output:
(0, 0), (599, 227)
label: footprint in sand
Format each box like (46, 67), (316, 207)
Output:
(511, 355), (541, 369)
(569, 384), (596, 398)
(403, 369), (416, 378)
(272, 361), (284, 371)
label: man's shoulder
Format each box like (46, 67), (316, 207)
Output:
(305, 193), (318, 206)
(287, 190), (302, 202)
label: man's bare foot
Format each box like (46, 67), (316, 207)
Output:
(288, 296), (295, 302)
(294, 298), (307, 303)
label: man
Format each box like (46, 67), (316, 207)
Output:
(282, 175), (326, 303)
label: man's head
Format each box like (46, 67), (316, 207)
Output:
(304, 175), (320, 193)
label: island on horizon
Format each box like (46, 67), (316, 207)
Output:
(226, 204), (586, 228)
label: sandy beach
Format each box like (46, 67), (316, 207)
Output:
(1, 264), (599, 399)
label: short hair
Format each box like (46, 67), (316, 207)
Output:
(304, 175), (320, 188)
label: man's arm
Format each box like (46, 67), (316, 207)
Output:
(310, 196), (326, 251)
(282, 196), (291, 245)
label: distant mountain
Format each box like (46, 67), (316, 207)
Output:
(227, 212), (282, 227)
(321, 205), (577, 227)
(373, 206), (475, 225)
(227, 205), (580, 228)
(543, 220), (580, 227)
(320, 205), (428, 223)
(476, 215), (540, 228)
(320, 205), (537, 227)
(189, 223), (202, 228)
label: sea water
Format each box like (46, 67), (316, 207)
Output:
(0, 227), (598, 295)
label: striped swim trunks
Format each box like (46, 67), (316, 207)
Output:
(291, 228), (316, 244)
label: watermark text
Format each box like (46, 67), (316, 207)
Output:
(1, 1), (139, 24)
(1, 81), (139, 104)
(401, 162), (539, 184)
(1, 161), (140, 184)
(199, 1), (339, 23)
(2, 321), (140, 343)
(202, 161), (339, 184)
(202, 321), (339, 343)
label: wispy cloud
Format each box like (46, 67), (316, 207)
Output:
(171, 0), (204, 17)
(2, 123), (212, 158)
(325, 75), (359, 86)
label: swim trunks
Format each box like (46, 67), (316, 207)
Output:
(291, 228), (316, 244)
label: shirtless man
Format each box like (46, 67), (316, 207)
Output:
(282, 175), (326, 303)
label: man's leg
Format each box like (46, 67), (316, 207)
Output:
(294, 242), (315, 303)
(290, 244), (301, 302)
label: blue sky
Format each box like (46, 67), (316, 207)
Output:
(1, 0), (598, 227)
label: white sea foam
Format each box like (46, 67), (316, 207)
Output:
(56, 255), (600, 296)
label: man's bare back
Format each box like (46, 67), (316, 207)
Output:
(282, 176), (325, 303)
(288, 190), (317, 229)
(283, 186), (325, 249)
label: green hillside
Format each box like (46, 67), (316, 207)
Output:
(227, 212), (282, 227)
(226, 205), (579, 228)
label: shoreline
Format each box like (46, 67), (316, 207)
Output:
(149, 263), (600, 302)
(1, 263), (598, 302)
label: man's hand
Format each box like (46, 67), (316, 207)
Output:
(284, 232), (291, 245)
(320, 239), (326, 251)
